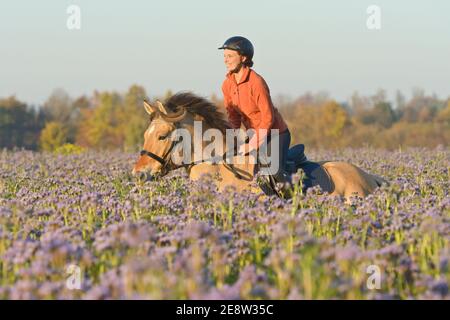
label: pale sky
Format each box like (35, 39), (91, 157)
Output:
(1, 0), (449, 106)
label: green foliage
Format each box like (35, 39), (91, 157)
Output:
(77, 92), (123, 148)
(53, 143), (86, 155)
(76, 85), (149, 151)
(0, 96), (43, 150)
(39, 121), (68, 151)
(120, 85), (149, 152)
(320, 101), (349, 139)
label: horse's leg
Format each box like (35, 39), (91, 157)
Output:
(322, 162), (382, 201)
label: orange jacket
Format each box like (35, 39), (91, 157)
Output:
(222, 66), (288, 149)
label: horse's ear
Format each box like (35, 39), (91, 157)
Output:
(143, 100), (157, 115)
(156, 100), (169, 115)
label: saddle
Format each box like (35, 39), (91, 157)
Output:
(258, 144), (334, 197)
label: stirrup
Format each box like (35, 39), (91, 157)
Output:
(256, 175), (277, 196)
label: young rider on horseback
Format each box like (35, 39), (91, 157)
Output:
(219, 36), (293, 185)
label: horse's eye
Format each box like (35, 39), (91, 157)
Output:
(158, 135), (168, 140)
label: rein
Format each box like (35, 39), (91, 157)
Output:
(140, 141), (253, 181)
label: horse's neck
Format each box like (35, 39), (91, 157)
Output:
(185, 122), (255, 182)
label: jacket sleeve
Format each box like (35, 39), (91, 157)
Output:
(222, 82), (242, 129)
(248, 78), (275, 150)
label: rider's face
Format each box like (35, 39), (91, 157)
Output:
(223, 49), (246, 73)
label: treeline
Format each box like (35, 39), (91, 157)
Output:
(0, 86), (449, 151)
(0, 85), (160, 152)
(279, 89), (450, 149)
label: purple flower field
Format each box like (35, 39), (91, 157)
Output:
(0, 147), (448, 299)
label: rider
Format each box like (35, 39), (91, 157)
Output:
(218, 36), (292, 185)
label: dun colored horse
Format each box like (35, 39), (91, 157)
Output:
(132, 92), (387, 201)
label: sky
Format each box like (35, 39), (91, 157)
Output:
(1, 0), (449, 106)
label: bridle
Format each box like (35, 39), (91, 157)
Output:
(139, 136), (253, 181)
(140, 138), (180, 177)
(139, 99), (252, 181)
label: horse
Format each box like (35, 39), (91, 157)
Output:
(131, 92), (387, 202)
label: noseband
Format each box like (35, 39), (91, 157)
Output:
(140, 138), (179, 175)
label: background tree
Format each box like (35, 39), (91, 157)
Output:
(39, 121), (68, 151)
(436, 100), (450, 126)
(1, 87), (449, 151)
(41, 88), (90, 144)
(118, 85), (149, 152)
(0, 96), (42, 150)
(371, 102), (396, 128)
(76, 91), (123, 149)
(321, 101), (349, 138)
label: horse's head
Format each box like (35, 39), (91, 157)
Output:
(132, 99), (189, 181)
(132, 92), (231, 181)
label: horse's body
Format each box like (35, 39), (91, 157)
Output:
(132, 92), (387, 201)
(188, 158), (386, 200)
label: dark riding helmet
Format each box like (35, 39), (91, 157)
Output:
(218, 36), (254, 60)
